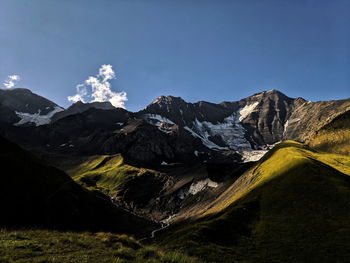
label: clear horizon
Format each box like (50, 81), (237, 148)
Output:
(1, 0), (349, 111)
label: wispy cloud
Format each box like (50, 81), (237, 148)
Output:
(3, 75), (21, 88)
(68, 64), (127, 108)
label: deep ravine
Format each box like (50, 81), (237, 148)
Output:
(110, 196), (175, 242)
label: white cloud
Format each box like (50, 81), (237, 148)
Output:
(67, 84), (87, 103)
(68, 64), (127, 108)
(3, 75), (21, 88)
(99, 64), (115, 82)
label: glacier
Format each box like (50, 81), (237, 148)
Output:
(14, 106), (64, 126)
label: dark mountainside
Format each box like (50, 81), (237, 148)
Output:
(50, 100), (116, 122)
(0, 135), (156, 236)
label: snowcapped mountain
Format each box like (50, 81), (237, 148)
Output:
(0, 88), (117, 126)
(0, 88), (63, 126)
(137, 90), (296, 151)
(137, 90), (350, 153)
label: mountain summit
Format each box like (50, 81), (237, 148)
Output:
(51, 100), (115, 122)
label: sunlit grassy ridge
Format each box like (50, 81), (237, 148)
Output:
(157, 141), (350, 263)
(196, 141), (350, 216)
(309, 110), (350, 155)
(310, 129), (350, 155)
(0, 230), (199, 263)
(68, 154), (158, 196)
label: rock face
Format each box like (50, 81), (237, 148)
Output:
(238, 90), (300, 145)
(283, 99), (350, 143)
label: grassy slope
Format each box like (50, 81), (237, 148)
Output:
(0, 230), (199, 263)
(309, 110), (350, 155)
(157, 141), (350, 263)
(67, 155), (158, 196)
(310, 129), (350, 154)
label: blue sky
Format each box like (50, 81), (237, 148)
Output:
(1, 0), (349, 111)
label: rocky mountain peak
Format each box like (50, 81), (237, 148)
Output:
(151, 95), (185, 106)
(51, 100), (116, 122)
(70, 100), (115, 110)
(248, 89), (290, 100)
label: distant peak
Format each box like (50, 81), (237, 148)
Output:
(265, 89), (283, 95)
(151, 95), (184, 105)
(69, 100), (115, 110)
(72, 100), (84, 106)
(72, 100), (113, 106)
(250, 89), (288, 98)
(90, 101), (115, 108)
(266, 89), (277, 92)
(1, 88), (32, 94)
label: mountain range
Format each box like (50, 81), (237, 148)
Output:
(1, 87), (350, 263)
(1, 88), (349, 163)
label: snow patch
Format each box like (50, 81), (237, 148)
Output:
(161, 161), (168, 166)
(283, 118), (301, 135)
(189, 179), (218, 195)
(142, 114), (174, 125)
(239, 150), (268, 162)
(14, 106), (64, 126)
(178, 178), (218, 199)
(183, 102), (260, 151)
(184, 125), (229, 150)
(239, 102), (259, 121)
(185, 114), (252, 150)
(283, 120), (289, 134)
(142, 113), (175, 134)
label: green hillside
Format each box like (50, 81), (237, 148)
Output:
(0, 230), (199, 263)
(157, 141), (350, 263)
(66, 154), (160, 196)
